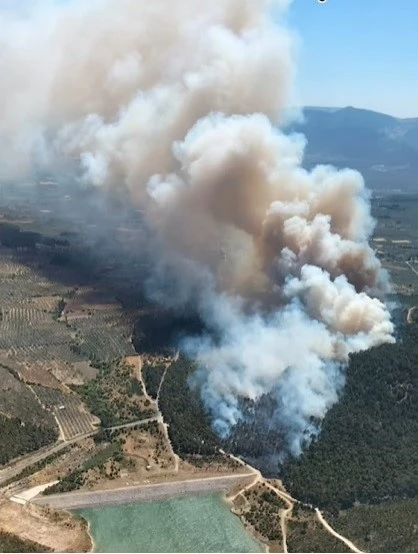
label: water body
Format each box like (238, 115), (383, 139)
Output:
(76, 493), (262, 553)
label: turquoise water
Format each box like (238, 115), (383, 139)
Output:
(76, 493), (262, 553)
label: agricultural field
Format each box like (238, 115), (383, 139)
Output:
(0, 366), (58, 465)
(31, 386), (99, 441)
(0, 233), (153, 449)
(0, 366), (55, 430)
(63, 288), (138, 361)
(371, 194), (418, 295)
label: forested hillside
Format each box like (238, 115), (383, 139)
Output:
(159, 355), (221, 456)
(282, 322), (418, 511)
(289, 106), (418, 191)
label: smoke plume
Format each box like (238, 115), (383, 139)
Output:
(0, 0), (394, 455)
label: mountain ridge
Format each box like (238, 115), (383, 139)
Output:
(288, 106), (418, 191)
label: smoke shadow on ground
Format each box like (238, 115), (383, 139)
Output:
(132, 312), (205, 355)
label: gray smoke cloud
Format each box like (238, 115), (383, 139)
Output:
(0, 0), (394, 455)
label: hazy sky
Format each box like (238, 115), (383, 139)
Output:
(287, 0), (417, 118)
(1, 0), (416, 118)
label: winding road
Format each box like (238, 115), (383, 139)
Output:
(221, 450), (364, 554)
(0, 417), (160, 488)
(315, 508), (364, 554)
(2, 354), (365, 554)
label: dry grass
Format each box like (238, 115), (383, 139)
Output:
(0, 499), (91, 553)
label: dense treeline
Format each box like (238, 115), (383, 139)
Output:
(158, 355), (221, 456)
(0, 415), (58, 466)
(329, 498), (418, 553)
(0, 223), (40, 249)
(282, 323), (418, 511)
(287, 507), (349, 553)
(142, 363), (165, 399)
(0, 531), (50, 553)
(0, 222), (70, 250)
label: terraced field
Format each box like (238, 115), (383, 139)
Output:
(14, 361), (64, 390)
(31, 386), (99, 440)
(64, 290), (138, 360)
(0, 243), (148, 449)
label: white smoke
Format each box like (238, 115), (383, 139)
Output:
(0, 0), (394, 455)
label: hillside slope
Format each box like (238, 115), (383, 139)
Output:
(288, 106), (418, 191)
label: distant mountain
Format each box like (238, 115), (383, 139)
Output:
(287, 106), (418, 191)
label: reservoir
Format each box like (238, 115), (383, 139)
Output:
(76, 493), (263, 553)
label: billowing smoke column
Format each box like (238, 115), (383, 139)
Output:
(0, 0), (394, 455)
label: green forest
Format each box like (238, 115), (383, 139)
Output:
(159, 355), (221, 456)
(0, 415), (57, 466)
(282, 322), (418, 511)
(142, 363), (165, 399)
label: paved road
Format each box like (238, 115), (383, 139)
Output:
(0, 437), (89, 488)
(107, 416), (160, 432)
(0, 417), (160, 488)
(33, 473), (251, 510)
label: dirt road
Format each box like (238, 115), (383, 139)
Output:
(407, 306), (416, 324)
(0, 438), (85, 488)
(221, 449), (364, 554)
(315, 508), (364, 553)
(406, 261), (418, 276)
(155, 360), (181, 473)
(33, 473), (251, 510)
(0, 417), (160, 488)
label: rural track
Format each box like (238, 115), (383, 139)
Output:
(315, 508), (364, 554)
(406, 261), (418, 276)
(106, 416), (160, 432)
(223, 450), (293, 553)
(0, 417), (160, 488)
(154, 355), (181, 473)
(1, 353), (174, 490)
(407, 306), (416, 323)
(127, 356), (154, 405)
(221, 450), (364, 554)
(2, 351), (364, 554)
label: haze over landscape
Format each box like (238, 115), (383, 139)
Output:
(0, 0), (397, 456)
(0, 1), (417, 553)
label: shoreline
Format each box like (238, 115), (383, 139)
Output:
(33, 473), (252, 510)
(86, 517), (95, 554)
(223, 494), (269, 553)
(72, 487), (265, 554)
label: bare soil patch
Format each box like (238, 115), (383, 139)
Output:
(0, 499), (91, 552)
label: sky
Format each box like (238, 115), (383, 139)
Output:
(286, 0), (418, 118)
(0, 0), (416, 118)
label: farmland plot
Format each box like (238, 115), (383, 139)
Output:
(68, 308), (137, 360)
(31, 385), (99, 440)
(14, 361), (64, 390)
